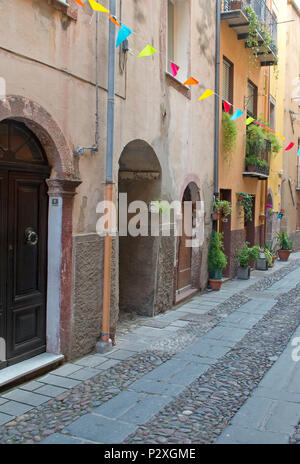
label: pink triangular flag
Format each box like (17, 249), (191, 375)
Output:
(285, 142), (295, 151)
(223, 101), (231, 113)
(170, 62), (180, 77)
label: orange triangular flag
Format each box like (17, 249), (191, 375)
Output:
(107, 13), (121, 27)
(73, 0), (86, 6)
(182, 78), (199, 86)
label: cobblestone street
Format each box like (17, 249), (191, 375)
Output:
(1, 254), (300, 445)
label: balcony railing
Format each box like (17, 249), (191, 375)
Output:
(221, 0), (278, 65)
(244, 142), (271, 179)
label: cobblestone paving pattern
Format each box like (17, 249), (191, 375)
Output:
(0, 260), (299, 444)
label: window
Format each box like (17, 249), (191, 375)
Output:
(269, 96), (276, 130)
(222, 57), (234, 111)
(247, 80), (258, 118)
(167, 0), (190, 83)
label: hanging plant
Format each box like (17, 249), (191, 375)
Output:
(244, 6), (277, 66)
(213, 199), (232, 220)
(237, 192), (254, 223)
(222, 112), (238, 163)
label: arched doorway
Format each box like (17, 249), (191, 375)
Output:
(176, 182), (201, 301)
(118, 140), (162, 317)
(266, 192), (273, 243)
(0, 120), (50, 367)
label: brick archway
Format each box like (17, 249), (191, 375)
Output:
(0, 96), (80, 360)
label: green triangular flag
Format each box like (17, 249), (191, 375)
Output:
(138, 44), (157, 58)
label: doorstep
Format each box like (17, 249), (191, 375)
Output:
(0, 353), (64, 392)
(175, 287), (199, 305)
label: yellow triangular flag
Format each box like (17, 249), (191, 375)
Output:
(246, 117), (255, 125)
(138, 45), (157, 58)
(88, 0), (109, 13)
(198, 89), (214, 101)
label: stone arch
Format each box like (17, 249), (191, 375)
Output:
(175, 178), (202, 302)
(0, 95), (74, 179)
(0, 96), (80, 359)
(118, 139), (162, 318)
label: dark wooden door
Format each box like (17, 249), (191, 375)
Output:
(5, 172), (48, 365)
(0, 170), (8, 369)
(245, 196), (256, 247)
(177, 189), (192, 291)
(219, 189), (232, 277)
(0, 120), (49, 368)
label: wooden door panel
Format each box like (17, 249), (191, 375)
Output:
(6, 172), (47, 363)
(0, 170), (7, 367)
(177, 202), (192, 291)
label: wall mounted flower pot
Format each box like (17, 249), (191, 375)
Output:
(237, 266), (250, 280)
(209, 279), (223, 291)
(278, 249), (291, 262)
(212, 212), (220, 221)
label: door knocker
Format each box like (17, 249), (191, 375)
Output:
(24, 227), (39, 246)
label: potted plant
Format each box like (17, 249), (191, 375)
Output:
(265, 240), (277, 267)
(236, 243), (260, 279)
(213, 199), (232, 222)
(278, 209), (286, 220)
(222, 112), (238, 163)
(208, 232), (228, 291)
(245, 155), (257, 172)
(276, 232), (293, 261)
(237, 193), (254, 223)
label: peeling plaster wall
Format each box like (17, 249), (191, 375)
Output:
(0, 0), (216, 358)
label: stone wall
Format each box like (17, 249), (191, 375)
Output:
(70, 234), (103, 360)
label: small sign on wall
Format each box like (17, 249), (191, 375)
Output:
(51, 198), (59, 207)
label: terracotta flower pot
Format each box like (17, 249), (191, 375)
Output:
(209, 279), (223, 291)
(247, 165), (256, 172)
(212, 211), (220, 221)
(230, 0), (242, 10)
(278, 249), (291, 262)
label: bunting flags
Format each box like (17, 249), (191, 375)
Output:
(72, 1), (298, 154)
(108, 13), (121, 27)
(138, 45), (157, 57)
(198, 89), (214, 101)
(223, 101), (231, 113)
(231, 110), (244, 121)
(116, 25), (132, 47)
(285, 143), (295, 151)
(170, 62), (180, 77)
(88, 0), (109, 12)
(183, 78), (199, 86)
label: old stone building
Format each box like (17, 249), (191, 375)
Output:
(0, 0), (216, 370)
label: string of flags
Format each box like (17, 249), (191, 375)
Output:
(73, 0), (300, 156)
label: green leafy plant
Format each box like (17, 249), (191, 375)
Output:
(276, 232), (293, 251)
(248, 245), (260, 264)
(263, 248), (274, 267)
(213, 199), (232, 218)
(222, 111), (238, 163)
(208, 232), (228, 279)
(236, 243), (260, 268)
(246, 123), (266, 157)
(265, 240), (277, 256)
(237, 193), (254, 223)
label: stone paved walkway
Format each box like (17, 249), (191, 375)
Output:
(0, 254), (300, 444)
